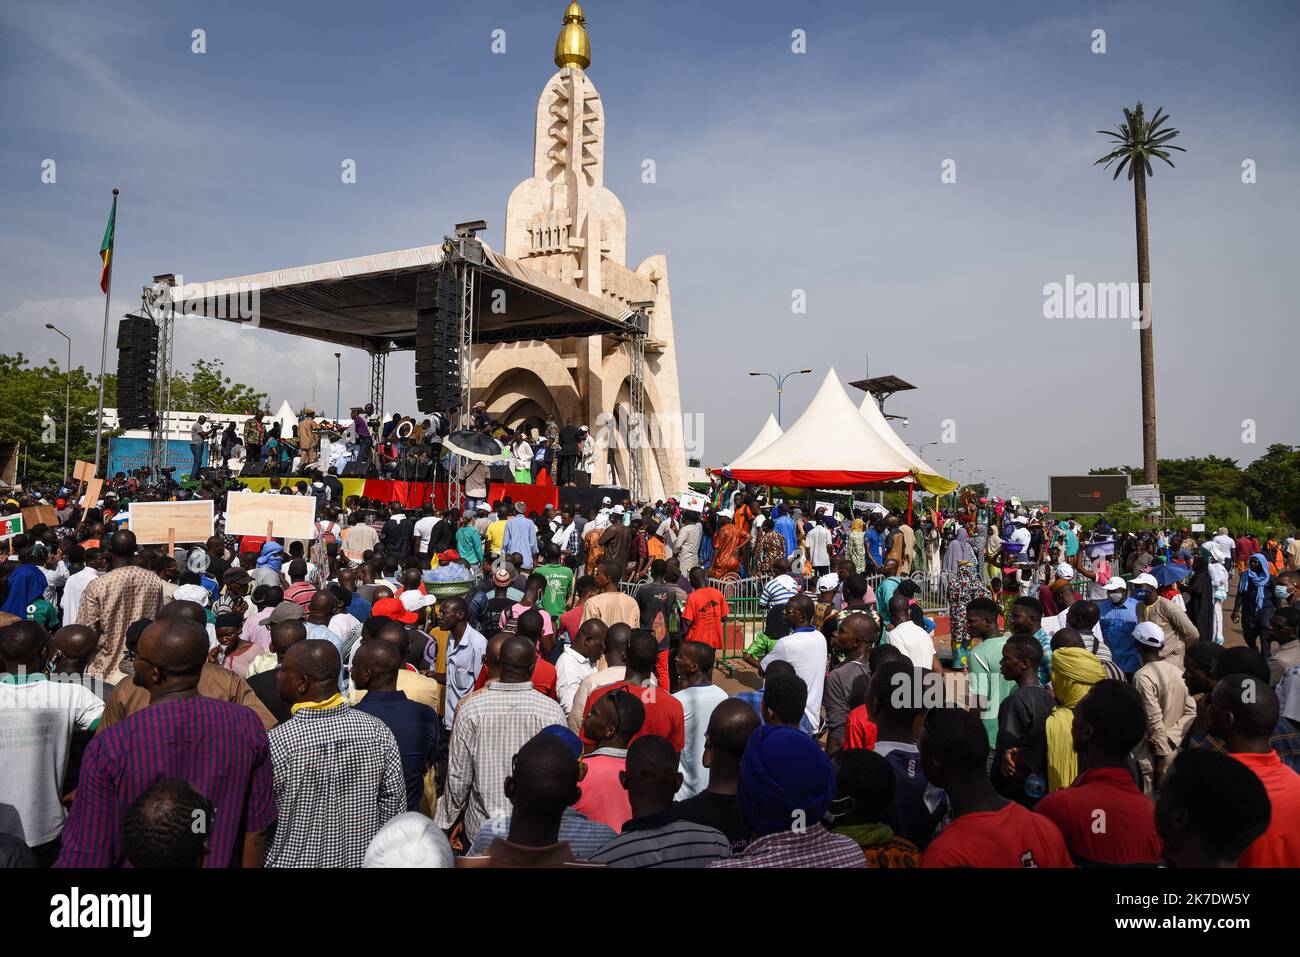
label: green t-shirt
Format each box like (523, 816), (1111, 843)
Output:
(536, 564), (574, 619)
(968, 635), (1016, 748)
(26, 598), (60, 632)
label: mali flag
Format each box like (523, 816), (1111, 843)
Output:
(99, 193), (116, 293)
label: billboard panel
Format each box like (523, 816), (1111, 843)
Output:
(1048, 474), (1130, 514)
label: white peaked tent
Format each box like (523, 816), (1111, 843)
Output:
(728, 368), (917, 487)
(858, 396), (936, 474)
(728, 414), (784, 469)
(267, 399), (298, 439)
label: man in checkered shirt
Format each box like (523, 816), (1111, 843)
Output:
(435, 634), (567, 846)
(265, 640), (405, 867)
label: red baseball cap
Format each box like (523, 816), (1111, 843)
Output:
(371, 596), (418, 624)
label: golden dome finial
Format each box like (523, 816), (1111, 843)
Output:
(554, 1), (590, 70)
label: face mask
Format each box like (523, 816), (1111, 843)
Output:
(1109, 593), (1127, 605)
(1276, 586), (1291, 601)
(1131, 588), (1149, 602)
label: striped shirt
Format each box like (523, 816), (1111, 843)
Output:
(590, 814), (731, 867)
(759, 574), (801, 609)
(56, 696), (276, 867)
(434, 680), (567, 843)
(469, 807), (616, 859)
(708, 823), (866, 868)
(265, 702), (406, 867)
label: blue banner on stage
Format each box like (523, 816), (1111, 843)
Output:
(108, 437), (206, 478)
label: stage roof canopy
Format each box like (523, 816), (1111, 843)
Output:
(169, 240), (640, 352)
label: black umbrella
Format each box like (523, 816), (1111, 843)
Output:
(443, 430), (503, 463)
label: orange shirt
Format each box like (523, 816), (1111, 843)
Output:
(1233, 750), (1300, 867)
(682, 586), (729, 650)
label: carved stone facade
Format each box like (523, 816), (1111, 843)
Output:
(473, 8), (685, 501)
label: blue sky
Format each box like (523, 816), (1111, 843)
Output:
(2, 0), (1297, 497)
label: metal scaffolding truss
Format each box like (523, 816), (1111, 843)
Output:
(626, 334), (646, 502)
(447, 255), (477, 514)
(368, 349), (387, 417)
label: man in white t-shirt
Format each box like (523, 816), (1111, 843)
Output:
(0, 622), (105, 864)
(762, 595), (828, 732)
(412, 505), (441, 558)
(884, 593), (940, 671)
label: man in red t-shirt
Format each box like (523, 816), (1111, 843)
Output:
(1155, 749), (1272, 867)
(558, 576), (599, 644)
(580, 631), (683, 752)
(682, 566), (729, 650)
(1209, 674), (1300, 866)
(918, 708), (1071, 868)
(1035, 680), (1161, 866)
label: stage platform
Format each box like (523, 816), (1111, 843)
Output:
(234, 476), (558, 513)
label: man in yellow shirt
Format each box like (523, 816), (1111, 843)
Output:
(485, 504), (509, 560)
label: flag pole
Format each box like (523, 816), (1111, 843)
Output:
(94, 188), (119, 475)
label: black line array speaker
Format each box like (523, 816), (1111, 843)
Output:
(415, 267), (462, 415)
(115, 316), (158, 430)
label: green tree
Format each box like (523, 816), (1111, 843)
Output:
(0, 352), (117, 483)
(1095, 102), (1185, 487)
(1240, 444), (1300, 524)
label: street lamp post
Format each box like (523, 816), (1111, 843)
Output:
(910, 441), (939, 459)
(334, 353), (342, 422)
(45, 323), (71, 480)
(747, 368), (812, 426)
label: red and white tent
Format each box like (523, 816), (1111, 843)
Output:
(728, 369), (917, 487)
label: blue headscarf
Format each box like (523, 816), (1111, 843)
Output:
(737, 725), (837, 837)
(256, 540), (285, 571)
(0, 562), (48, 619)
(1244, 552), (1271, 612)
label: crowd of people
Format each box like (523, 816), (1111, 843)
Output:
(1, 466), (1298, 870)
(193, 402), (602, 488)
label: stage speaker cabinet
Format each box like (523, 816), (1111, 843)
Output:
(342, 461), (370, 478)
(489, 464), (513, 484)
(115, 315), (159, 430)
(240, 463), (265, 478)
(415, 266), (463, 415)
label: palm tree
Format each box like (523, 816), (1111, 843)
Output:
(1095, 103), (1185, 487)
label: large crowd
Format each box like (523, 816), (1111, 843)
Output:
(1, 459), (1299, 869)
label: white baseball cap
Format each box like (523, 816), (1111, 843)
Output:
(1132, 621), (1166, 648)
(1054, 563), (1074, 580)
(601, 496), (611, 505)
(1103, 578), (1128, 592)
(816, 573), (840, 593)
(1130, 573), (1159, 589)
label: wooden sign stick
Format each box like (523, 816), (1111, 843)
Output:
(167, 527), (176, 559)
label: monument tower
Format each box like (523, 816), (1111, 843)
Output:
(473, 1), (686, 500)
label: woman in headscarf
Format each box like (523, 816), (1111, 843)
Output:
(1231, 552), (1276, 653)
(846, 518), (867, 574)
(1044, 646), (1106, 792)
(1185, 548), (1217, 646)
(943, 527), (988, 672)
(983, 522), (1002, 583)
